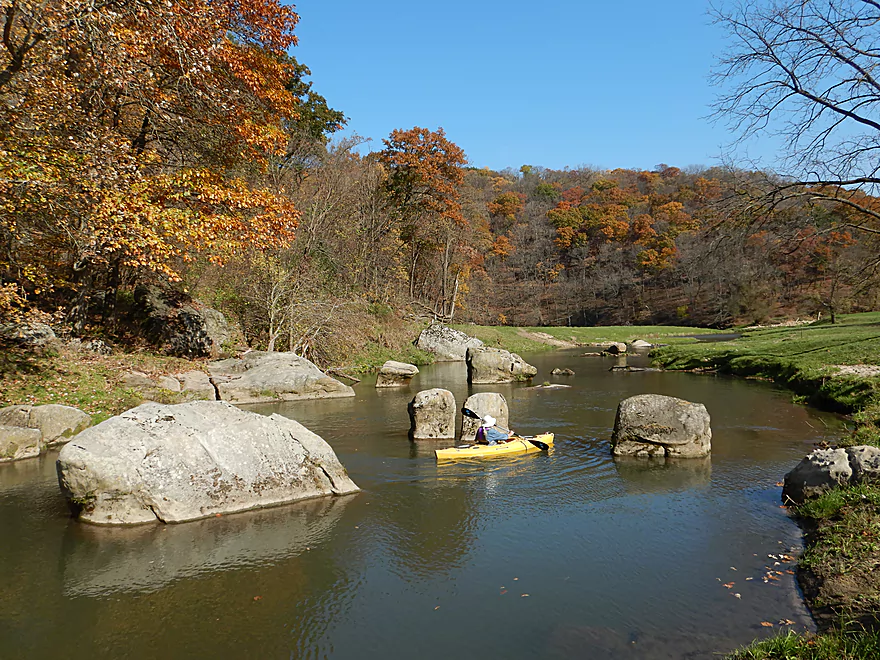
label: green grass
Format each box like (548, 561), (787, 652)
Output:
(653, 312), (880, 439)
(727, 628), (880, 659)
(452, 323), (723, 355)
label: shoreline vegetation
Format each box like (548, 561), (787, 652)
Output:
(2, 314), (878, 658)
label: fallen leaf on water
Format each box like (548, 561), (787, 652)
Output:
(434, 606), (440, 610)
(521, 594), (530, 598)
(760, 622), (774, 627)
(500, 590), (508, 595)
(730, 566), (737, 571)
(734, 593), (742, 599)
(253, 596), (262, 601)
(513, 577), (519, 581)
(786, 570), (795, 575)
(776, 482), (784, 487)
(723, 582), (735, 589)
(745, 577), (754, 581)
(779, 619), (795, 626)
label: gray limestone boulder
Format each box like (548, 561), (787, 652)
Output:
(408, 388), (456, 440)
(628, 339), (653, 350)
(156, 376), (182, 392)
(0, 322), (57, 347)
(121, 371), (155, 389)
(611, 394), (711, 458)
(175, 371), (217, 399)
(209, 352), (354, 405)
(848, 445), (880, 484)
(375, 360), (419, 388)
(0, 425), (43, 462)
(460, 392), (509, 442)
(782, 448), (853, 505)
(0, 404), (91, 447)
(416, 323), (484, 361)
(56, 401), (359, 525)
(604, 342), (628, 355)
(466, 346), (538, 384)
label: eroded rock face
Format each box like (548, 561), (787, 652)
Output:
(611, 394), (711, 458)
(175, 371), (217, 399)
(408, 388), (456, 440)
(416, 323), (484, 361)
(466, 346), (538, 384)
(460, 392), (509, 442)
(375, 361), (419, 388)
(0, 426), (43, 461)
(209, 352), (354, 405)
(0, 404), (91, 447)
(782, 445), (880, 504)
(134, 285), (233, 358)
(56, 401), (359, 525)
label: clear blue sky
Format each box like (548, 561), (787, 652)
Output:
(292, 1), (770, 172)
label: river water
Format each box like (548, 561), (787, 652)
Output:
(0, 350), (845, 659)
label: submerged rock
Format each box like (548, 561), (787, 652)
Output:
(466, 346), (537, 384)
(416, 323), (484, 361)
(551, 368), (575, 376)
(611, 394), (711, 458)
(56, 401), (359, 525)
(375, 360), (419, 388)
(408, 388), (456, 440)
(460, 392), (509, 442)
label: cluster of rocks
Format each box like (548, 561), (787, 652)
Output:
(408, 389), (509, 441)
(782, 446), (880, 505)
(0, 404), (91, 462)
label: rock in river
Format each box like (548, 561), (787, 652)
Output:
(466, 346), (537, 384)
(56, 401), (359, 525)
(209, 351), (354, 405)
(408, 388), (456, 440)
(611, 394), (711, 458)
(416, 322), (484, 361)
(375, 360), (419, 388)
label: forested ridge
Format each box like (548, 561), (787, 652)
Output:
(2, 0), (879, 366)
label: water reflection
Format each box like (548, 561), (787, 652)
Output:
(62, 494), (356, 596)
(613, 456), (712, 493)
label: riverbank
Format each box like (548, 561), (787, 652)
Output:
(652, 312), (880, 657)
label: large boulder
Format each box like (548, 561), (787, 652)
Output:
(782, 445), (880, 505)
(408, 388), (456, 440)
(56, 401), (359, 525)
(175, 370), (217, 399)
(0, 404), (91, 447)
(460, 392), (509, 442)
(466, 346), (538, 384)
(0, 322), (57, 347)
(0, 426), (43, 462)
(375, 360), (419, 388)
(209, 352), (354, 405)
(416, 323), (484, 361)
(134, 285), (233, 358)
(611, 394), (711, 458)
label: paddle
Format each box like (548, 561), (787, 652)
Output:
(460, 407), (550, 451)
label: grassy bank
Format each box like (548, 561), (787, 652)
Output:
(653, 312), (880, 445)
(453, 323), (723, 355)
(648, 313), (880, 657)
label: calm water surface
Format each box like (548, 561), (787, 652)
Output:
(0, 351), (846, 659)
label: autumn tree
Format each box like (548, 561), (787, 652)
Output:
(0, 0), (303, 328)
(379, 127), (468, 316)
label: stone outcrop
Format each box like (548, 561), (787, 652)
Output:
(0, 426), (43, 461)
(408, 388), (456, 440)
(416, 323), (484, 361)
(551, 368), (575, 376)
(611, 394), (711, 458)
(175, 371), (217, 399)
(0, 403), (91, 448)
(156, 375), (181, 392)
(134, 285), (233, 358)
(0, 322), (57, 347)
(460, 392), (509, 442)
(628, 339), (653, 349)
(209, 352), (354, 405)
(56, 401), (359, 525)
(466, 346), (538, 384)
(782, 445), (880, 505)
(375, 360), (419, 388)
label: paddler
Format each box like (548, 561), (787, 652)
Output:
(476, 415), (514, 445)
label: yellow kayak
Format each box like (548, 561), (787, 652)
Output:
(435, 433), (554, 461)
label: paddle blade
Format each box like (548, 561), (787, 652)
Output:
(461, 407), (482, 420)
(528, 438), (550, 451)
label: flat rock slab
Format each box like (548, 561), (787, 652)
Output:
(376, 360), (419, 388)
(56, 401), (359, 525)
(416, 323), (484, 361)
(209, 352), (354, 405)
